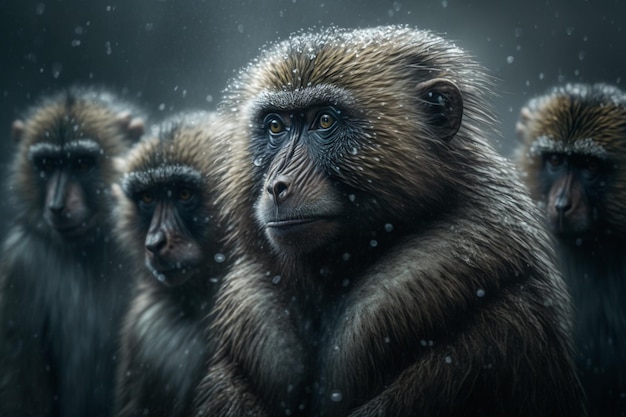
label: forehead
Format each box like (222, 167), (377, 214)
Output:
(531, 95), (626, 144)
(245, 29), (424, 96)
(23, 100), (113, 145)
(123, 123), (209, 177)
(121, 164), (202, 195)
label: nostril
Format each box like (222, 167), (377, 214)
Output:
(145, 241), (159, 254)
(48, 204), (64, 214)
(146, 230), (167, 255)
(555, 196), (572, 214)
(267, 175), (291, 203)
(273, 181), (288, 197)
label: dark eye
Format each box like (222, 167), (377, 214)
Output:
(263, 114), (288, 147)
(582, 157), (604, 181)
(547, 154), (564, 167)
(140, 191), (154, 205)
(584, 157), (600, 174)
(265, 115), (286, 135)
(35, 157), (55, 174)
(544, 154), (566, 174)
(315, 112), (336, 130)
(178, 188), (192, 201)
(74, 156), (95, 172)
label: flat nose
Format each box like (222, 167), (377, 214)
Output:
(146, 229), (167, 255)
(267, 175), (291, 205)
(47, 170), (68, 214)
(48, 202), (64, 214)
(554, 194), (572, 214)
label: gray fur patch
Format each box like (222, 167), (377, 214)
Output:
(28, 139), (102, 160)
(121, 164), (202, 195)
(63, 139), (102, 155)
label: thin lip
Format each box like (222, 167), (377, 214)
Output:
(52, 221), (88, 236)
(266, 218), (324, 228)
(48, 214), (96, 234)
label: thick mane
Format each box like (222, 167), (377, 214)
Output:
(197, 25), (584, 417)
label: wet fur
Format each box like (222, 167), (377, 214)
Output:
(516, 83), (626, 416)
(195, 26), (585, 417)
(113, 112), (231, 417)
(0, 86), (143, 417)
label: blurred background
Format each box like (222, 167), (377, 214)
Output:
(1, 0), (625, 236)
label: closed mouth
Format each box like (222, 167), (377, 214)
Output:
(46, 212), (96, 237)
(263, 214), (341, 249)
(266, 218), (321, 228)
(51, 220), (92, 236)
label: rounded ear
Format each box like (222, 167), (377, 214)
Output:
(515, 106), (533, 142)
(417, 78), (463, 142)
(116, 112), (145, 142)
(126, 117), (145, 141)
(110, 182), (124, 204)
(11, 120), (25, 143)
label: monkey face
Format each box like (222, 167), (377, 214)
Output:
(230, 28), (468, 257)
(10, 88), (146, 242)
(253, 107), (347, 254)
(143, 199), (205, 287)
(516, 83), (626, 241)
(29, 140), (102, 238)
(250, 82), (463, 256)
(125, 175), (207, 287)
(116, 111), (229, 287)
(541, 152), (607, 238)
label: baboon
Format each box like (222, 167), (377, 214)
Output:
(194, 26), (586, 417)
(516, 82), (626, 416)
(0, 86), (144, 417)
(113, 111), (231, 417)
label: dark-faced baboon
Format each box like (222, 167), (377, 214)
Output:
(516, 82), (626, 416)
(0, 86), (145, 417)
(195, 26), (585, 417)
(113, 111), (231, 417)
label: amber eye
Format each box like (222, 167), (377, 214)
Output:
(140, 191), (154, 205)
(178, 188), (192, 201)
(318, 113), (336, 130)
(268, 118), (285, 135)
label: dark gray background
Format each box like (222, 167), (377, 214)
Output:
(1, 0), (625, 237)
